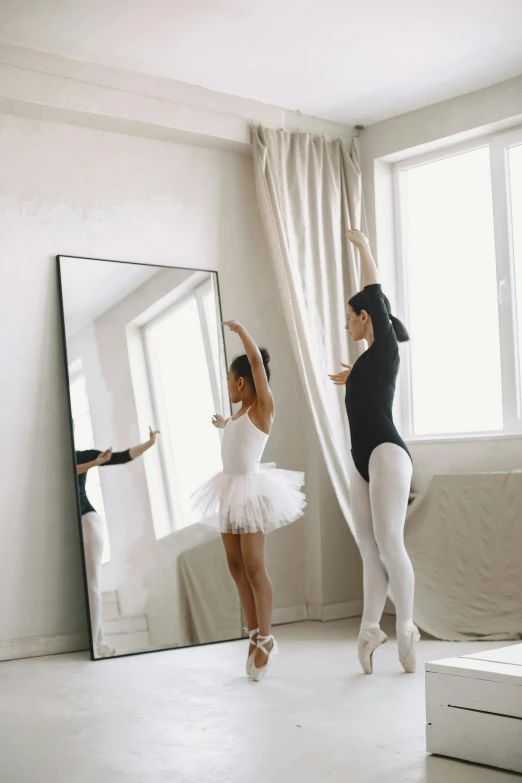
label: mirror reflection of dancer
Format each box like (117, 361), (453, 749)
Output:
(75, 427), (159, 658)
(329, 229), (419, 675)
(192, 322), (306, 682)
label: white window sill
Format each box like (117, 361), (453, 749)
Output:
(405, 432), (522, 446)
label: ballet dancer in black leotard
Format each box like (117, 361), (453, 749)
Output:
(329, 228), (418, 675)
(76, 427), (159, 657)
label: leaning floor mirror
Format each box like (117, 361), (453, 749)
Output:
(58, 256), (239, 660)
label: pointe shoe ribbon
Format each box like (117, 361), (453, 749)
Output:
(250, 634), (278, 682)
(244, 627), (259, 677)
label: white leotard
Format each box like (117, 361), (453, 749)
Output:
(221, 410), (269, 475)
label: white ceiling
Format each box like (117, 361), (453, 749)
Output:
(1, 0), (522, 125)
(60, 257), (160, 337)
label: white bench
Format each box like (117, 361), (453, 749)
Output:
(426, 644), (522, 774)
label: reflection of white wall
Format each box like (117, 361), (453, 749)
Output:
(62, 261), (160, 338)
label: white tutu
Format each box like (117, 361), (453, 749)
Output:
(192, 463), (306, 535)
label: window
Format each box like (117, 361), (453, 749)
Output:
(508, 143), (522, 396)
(395, 127), (522, 439)
(69, 371), (111, 562)
(144, 280), (224, 533)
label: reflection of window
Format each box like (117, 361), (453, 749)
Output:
(69, 371), (111, 563)
(144, 281), (223, 533)
(395, 129), (522, 439)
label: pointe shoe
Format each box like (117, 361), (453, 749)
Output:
(399, 626), (421, 673)
(245, 627), (259, 677)
(250, 634), (278, 682)
(358, 629), (388, 675)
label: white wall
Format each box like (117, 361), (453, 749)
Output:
(360, 76), (522, 493)
(0, 112), (314, 658)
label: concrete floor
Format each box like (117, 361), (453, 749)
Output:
(0, 617), (518, 783)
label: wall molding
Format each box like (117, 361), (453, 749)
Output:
(307, 598), (395, 622)
(0, 601), (396, 660)
(0, 42), (356, 153)
(307, 600), (363, 622)
(273, 605), (309, 626)
(0, 632), (89, 662)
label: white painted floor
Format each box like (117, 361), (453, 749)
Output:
(0, 617), (518, 783)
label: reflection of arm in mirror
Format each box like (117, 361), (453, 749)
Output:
(76, 448), (114, 474)
(129, 426), (160, 460)
(76, 428), (159, 475)
(76, 448), (132, 473)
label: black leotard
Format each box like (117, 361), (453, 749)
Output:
(345, 284), (412, 482)
(76, 449), (132, 515)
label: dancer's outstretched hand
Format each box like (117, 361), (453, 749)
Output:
(96, 448), (113, 465)
(222, 320), (242, 333)
(149, 426), (160, 444)
(345, 228), (371, 252)
(329, 364), (353, 386)
(212, 414), (226, 429)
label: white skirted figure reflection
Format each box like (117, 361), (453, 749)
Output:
(76, 430), (159, 658)
(59, 256), (241, 660)
(329, 229), (418, 675)
(192, 320), (306, 682)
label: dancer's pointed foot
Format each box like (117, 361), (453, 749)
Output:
(398, 622), (421, 673)
(245, 627), (259, 677)
(250, 635), (278, 682)
(358, 623), (388, 675)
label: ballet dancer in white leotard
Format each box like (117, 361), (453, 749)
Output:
(330, 229), (419, 675)
(192, 321), (306, 681)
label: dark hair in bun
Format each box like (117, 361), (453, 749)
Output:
(230, 348), (271, 391)
(348, 289), (410, 343)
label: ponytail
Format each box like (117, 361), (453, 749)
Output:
(389, 314), (410, 343)
(348, 288), (410, 343)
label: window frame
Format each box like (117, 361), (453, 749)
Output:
(393, 126), (522, 443)
(142, 279), (225, 534)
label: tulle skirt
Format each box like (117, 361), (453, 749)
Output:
(191, 463), (306, 534)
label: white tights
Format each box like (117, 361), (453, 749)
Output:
(348, 443), (414, 626)
(81, 512), (106, 651)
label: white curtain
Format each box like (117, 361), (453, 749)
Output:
(252, 126), (365, 535)
(406, 471), (522, 640)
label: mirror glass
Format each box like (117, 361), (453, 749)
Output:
(58, 256), (241, 659)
